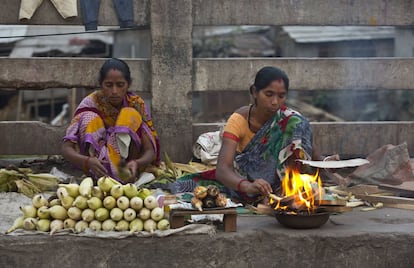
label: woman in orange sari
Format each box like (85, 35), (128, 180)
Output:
(174, 66), (316, 203)
(62, 58), (160, 183)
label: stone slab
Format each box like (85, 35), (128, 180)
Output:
(1, 191), (414, 267)
(193, 0), (414, 26)
(194, 58), (414, 91)
(4, 58), (414, 91)
(2, 0), (413, 27)
(2, 121), (414, 158)
(0, 58), (150, 90)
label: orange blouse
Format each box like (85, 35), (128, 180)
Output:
(223, 112), (255, 153)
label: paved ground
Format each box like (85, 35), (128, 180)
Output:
(1, 192), (414, 268)
(1, 157), (414, 267)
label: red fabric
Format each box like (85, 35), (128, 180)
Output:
(223, 131), (240, 142)
(278, 114), (292, 132)
(200, 169), (216, 179)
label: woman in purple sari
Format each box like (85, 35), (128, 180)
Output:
(175, 66), (316, 203)
(61, 58), (160, 183)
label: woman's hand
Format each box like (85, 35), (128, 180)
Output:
(125, 160), (139, 181)
(323, 154), (340, 162)
(242, 179), (273, 196)
(87, 157), (108, 177)
(323, 154), (341, 173)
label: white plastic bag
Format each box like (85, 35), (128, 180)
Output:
(192, 130), (222, 165)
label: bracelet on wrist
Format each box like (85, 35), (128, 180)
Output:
(237, 179), (250, 193)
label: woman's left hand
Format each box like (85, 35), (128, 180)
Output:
(88, 157), (108, 178)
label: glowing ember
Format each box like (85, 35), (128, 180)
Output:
(270, 167), (323, 214)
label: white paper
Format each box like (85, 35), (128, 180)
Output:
(134, 172), (156, 187)
(297, 158), (369, 169)
(168, 199), (243, 210)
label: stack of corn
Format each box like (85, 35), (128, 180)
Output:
(191, 185), (227, 211)
(6, 176), (170, 235)
(143, 153), (215, 183)
(0, 167), (59, 197)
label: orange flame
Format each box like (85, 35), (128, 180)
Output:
(272, 167), (323, 213)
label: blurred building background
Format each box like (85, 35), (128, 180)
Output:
(0, 25), (414, 124)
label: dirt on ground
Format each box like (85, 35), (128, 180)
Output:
(0, 192), (31, 233)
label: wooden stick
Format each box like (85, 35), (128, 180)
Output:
(269, 186), (321, 210)
(354, 194), (414, 205)
(255, 204), (274, 216)
(384, 203), (414, 210)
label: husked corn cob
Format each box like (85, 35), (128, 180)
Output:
(117, 159), (132, 182)
(189, 162), (214, 172)
(207, 185), (220, 198)
(202, 197), (216, 208)
(193, 186), (208, 200)
(191, 197), (203, 211)
(215, 193), (227, 207)
(172, 163), (198, 174)
(79, 177), (94, 197)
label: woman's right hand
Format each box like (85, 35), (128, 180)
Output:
(87, 157), (108, 177)
(242, 178), (273, 196)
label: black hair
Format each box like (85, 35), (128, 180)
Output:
(250, 66), (289, 94)
(98, 58), (132, 85)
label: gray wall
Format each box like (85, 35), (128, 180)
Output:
(113, 30), (151, 58)
(1, 0), (414, 161)
(395, 28), (414, 57)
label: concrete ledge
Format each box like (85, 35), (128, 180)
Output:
(0, 58), (150, 90)
(2, 121), (414, 157)
(193, 122), (414, 158)
(1, 0), (413, 27)
(311, 121), (414, 158)
(4, 58), (414, 91)
(1, 209), (414, 267)
(193, 0), (414, 26)
(193, 58), (414, 91)
(0, 121), (65, 155)
(192, 122), (225, 142)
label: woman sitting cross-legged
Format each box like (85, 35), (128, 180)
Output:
(61, 58), (160, 183)
(174, 66), (318, 204)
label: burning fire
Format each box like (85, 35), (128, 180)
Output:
(270, 167), (323, 214)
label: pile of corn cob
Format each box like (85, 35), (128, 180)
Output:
(6, 176), (170, 234)
(0, 167), (59, 197)
(144, 153), (215, 183)
(191, 185), (227, 211)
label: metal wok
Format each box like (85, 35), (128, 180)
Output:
(274, 210), (330, 229)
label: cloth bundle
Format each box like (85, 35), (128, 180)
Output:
(348, 142), (414, 185)
(19, 0), (135, 31)
(192, 130), (223, 165)
(19, 0), (78, 21)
